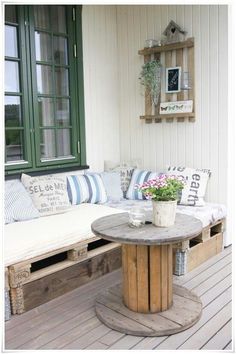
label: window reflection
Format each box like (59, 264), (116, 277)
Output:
(5, 61), (19, 92)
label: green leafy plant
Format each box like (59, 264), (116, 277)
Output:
(139, 60), (162, 106)
(135, 174), (185, 201)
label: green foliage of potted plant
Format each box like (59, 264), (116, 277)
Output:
(139, 60), (162, 106)
(136, 174), (185, 227)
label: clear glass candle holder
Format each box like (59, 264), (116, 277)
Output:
(129, 207), (146, 228)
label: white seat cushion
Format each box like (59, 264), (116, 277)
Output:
(4, 204), (123, 266)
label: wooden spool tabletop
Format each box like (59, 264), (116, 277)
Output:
(91, 212), (202, 245)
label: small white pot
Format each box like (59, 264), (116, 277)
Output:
(152, 200), (177, 227)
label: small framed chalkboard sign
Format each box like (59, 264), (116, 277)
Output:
(166, 66), (181, 93)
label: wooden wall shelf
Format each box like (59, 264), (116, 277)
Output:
(139, 37), (195, 124)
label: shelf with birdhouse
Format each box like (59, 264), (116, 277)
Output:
(139, 21), (195, 124)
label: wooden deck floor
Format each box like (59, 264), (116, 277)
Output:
(5, 246), (232, 350)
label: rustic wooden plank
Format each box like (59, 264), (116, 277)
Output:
(96, 302), (153, 336)
(140, 112), (195, 120)
(91, 213), (202, 245)
(136, 245), (149, 312)
(125, 245), (138, 311)
(22, 247), (121, 312)
(176, 48), (184, 101)
(187, 233), (223, 272)
(149, 245), (161, 312)
(138, 37), (194, 55)
(122, 244), (129, 307)
(161, 245), (168, 310)
(168, 245), (173, 306)
(96, 290), (181, 333)
(95, 284), (201, 336)
(187, 45), (195, 122)
(201, 320), (232, 350)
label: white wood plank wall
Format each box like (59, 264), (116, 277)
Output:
(82, 6), (120, 171)
(116, 5), (228, 204)
(82, 5), (228, 204)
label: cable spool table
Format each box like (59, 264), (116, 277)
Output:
(91, 212), (203, 336)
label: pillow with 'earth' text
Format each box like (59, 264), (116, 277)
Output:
(166, 166), (211, 206)
(21, 174), (71, 216)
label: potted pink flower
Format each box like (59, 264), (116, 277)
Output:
(136, 174), (185, 227)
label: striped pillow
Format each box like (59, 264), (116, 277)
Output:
(67, 174), (108, 205)
(126, 169), (159, 200)
(5, 180), (40, 224)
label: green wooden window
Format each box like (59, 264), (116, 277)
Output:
(4, 5), (86, 175)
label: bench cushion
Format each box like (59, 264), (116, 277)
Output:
(4, 203), (123, 266)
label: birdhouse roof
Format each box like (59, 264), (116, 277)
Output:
(163, 20), (186, 36)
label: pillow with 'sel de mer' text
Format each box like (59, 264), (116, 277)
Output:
(21, 173), (71, 216)
(166, 166), (211, 206)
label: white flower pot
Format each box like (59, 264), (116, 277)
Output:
(152, 200), (177, 227)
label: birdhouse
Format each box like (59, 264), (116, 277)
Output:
(163, 20), (186, 44)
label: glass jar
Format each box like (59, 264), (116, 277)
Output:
(128, 207), (146, 228)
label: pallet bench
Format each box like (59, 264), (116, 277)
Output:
(7, 237), (121, 314)
(173, 218), (225, 275)
(6, 217), (225, 315)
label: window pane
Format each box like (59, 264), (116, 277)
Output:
(35, 32), (52, 62)
(41, 129), (56, 159)
(38, 98), (54, 126)
(5, 61), (19, 92)
(36, 65), (53, 94)
(34, 6), (50, 30)
(5, 26), (18, 57)
(5, 96), (21, 127)
(57, 129), (71, 157)
(5, 5), (17, 23)
(6, 130), (24, 161)
(56, 99), (70, 126)
(55, 68), (69, 96)
(53, 36), (68, 65)
(51, 6), (66, 34)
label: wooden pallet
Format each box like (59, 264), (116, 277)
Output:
(173, 218), (225, 275)
(7, 237), (121, 314)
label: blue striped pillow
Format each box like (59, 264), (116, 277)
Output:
(67, 174), (108, 205)
(5, 180), (40, 224)
(126, 169), (159, 200)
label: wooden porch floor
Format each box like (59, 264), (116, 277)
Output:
(5, 246), (232, 350)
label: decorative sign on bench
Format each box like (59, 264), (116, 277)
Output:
(160, 100), (193, 114)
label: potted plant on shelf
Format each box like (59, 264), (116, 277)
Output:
(139, 60), (162, 106)
(136, 174), (185, 227)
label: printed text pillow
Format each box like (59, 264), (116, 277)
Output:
(21, 174), (71, 216)
(166, 166), (211, 206)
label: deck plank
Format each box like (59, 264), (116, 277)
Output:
(201, 320), (232, 350)
(5, 246), (232, 351)
(178, 302), (232, 350)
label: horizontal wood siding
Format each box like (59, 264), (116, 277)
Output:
(116, 5), (228, 204)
